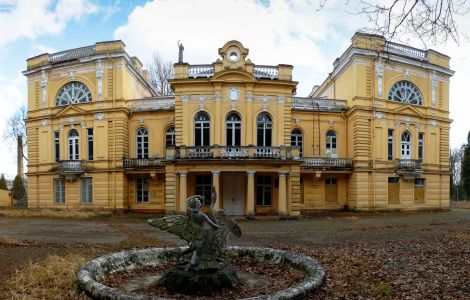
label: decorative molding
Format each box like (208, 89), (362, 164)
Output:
(278, 96), (286, 104)
(138, 119), (144, 125)
(375, 61), (384, 97)
(230, 103), (237, 110)
(96, 59), (104, 100)
(328, 120), (334, 128)
(181, 95), (189, 102)
(95, 113), (105, 120)
(404, 69), (410, 80)
(40, 70), (47, 107)
(69, 71), (75, 80)
(375, 111), (383, 119)
(395, 121), (401, 128)
(169, 116), (175, 122)
(246, 170), (256, 176)
(228, 88), (240, 101)
(199, 102), (205, 111)
(294, 118), (300, 124)
(431, 71), (437, 107)
(246, 92), (253, 102)
(262, 104), (268, 111)
(212, 171), (220, 176)
(430, 119), (438, 127)
(400, 116), (415, 123)
(215, 92), (221, 101)
(64, 117), (79, 123)
(39, 119), (49, 127)
(59, 125), (64, 131)
(95, 103), (105, 109)
(81, 122), (86, 128)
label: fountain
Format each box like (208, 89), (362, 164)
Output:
(76, 188), (325, 299)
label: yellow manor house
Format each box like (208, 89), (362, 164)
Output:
(23, 33), (454, 216)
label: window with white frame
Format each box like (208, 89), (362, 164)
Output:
(136, 128), (149, 159)
(291, 129), (303, 156)
(80, 177), (93, 203)
(388, 80), (423, 105)
(325, 130), (337, 158)
(195, 112), (210, 146)
(87, 128), (93, 160)
(68, 129), (79, 160)
(54, 178), (65, 204)
(55, 81), (92, 106)
(256, 113), (272, 147)
(54, 131), (60, 162)
(418, 132), (424, 162)
(166, 126), (176, 147)
(401, 131), (411, 159)
(388, 129), (394, 160)
(226, 112), (241, 146)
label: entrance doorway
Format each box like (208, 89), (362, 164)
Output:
(325, 178), (338, 204)
(222, 173), (245, 215)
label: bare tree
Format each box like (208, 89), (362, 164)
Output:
(450, 144), (465, 200)
(4, 106), (27, 177)
(319, 0), (470, 46)
(147, 52), (174, 96)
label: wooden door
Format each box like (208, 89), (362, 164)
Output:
(388, 177), (400, 204)
(414, 178), (425, 203)
(222, 173), (245, 216)
(325, 178), (338, 204)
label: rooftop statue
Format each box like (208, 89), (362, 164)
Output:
(148, 186), (241, 295)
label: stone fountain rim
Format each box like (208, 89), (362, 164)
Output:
(76, 245), (325, 300)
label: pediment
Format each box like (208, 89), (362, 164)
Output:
(211, 69), (257, 82)
(55, 105), (87, 117)
(393, 105), (424, 117)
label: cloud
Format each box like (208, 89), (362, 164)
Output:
(114, 0), (363, 96)
(0, 0), (97, 48)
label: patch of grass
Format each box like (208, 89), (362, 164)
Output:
(0, 235), (27, 246)
(375, 282), (393, 297)
(0, 208), (111, 220)
(7, 254), (89, 300)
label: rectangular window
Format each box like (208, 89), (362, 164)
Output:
(388, 177), (400, 183)
(256, 175), (272, 206)
(195, 175), (212, 206)
(136, 178), (149, 203)
(414, 178), (425, 186)
(87, 128), (94, 160)
(388, 129), (394, 160)
(54, 178), (65, 204)
(418, 132), (424, 162)
(80, 177), (93, 203)
(54, 131), (60, 162)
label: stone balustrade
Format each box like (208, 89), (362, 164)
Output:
(188, 65), (215, 78)
(127, 97), (175, 111)
(385, 42), (427, 60)
(292, 97), (347, 111)
(302, 157), (353, 169)
(48, 46), (96, 63)
(57, 160), (87, 174)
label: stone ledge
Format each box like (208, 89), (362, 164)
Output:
(76, 246), (325, 300)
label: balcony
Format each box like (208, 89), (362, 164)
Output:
(123, 158), (165, 169)
(57, 160), (87, 175)
(395, 159), (423, 179)
(291, 97), (348, 112)
(301, 157), (353, 169)
(167, 146), (301, 160)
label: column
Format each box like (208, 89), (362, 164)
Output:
(278, 172), (287, 216)
(179, 171), (187, 213)
(246, 171), (255, 217)
(212, 171), (221, 209)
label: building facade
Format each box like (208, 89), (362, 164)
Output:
(23, 33), (453, 215)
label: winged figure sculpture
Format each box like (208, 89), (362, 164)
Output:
(148, 186), (241, 270)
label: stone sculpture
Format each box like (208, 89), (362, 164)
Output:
(148, 187), (241, 295)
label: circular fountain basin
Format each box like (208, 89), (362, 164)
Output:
(76, 246), (325, 300)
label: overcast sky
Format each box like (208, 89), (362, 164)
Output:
(0, 0), (469, 179)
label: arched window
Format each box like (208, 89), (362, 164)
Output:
(388, 81), (423, 105)
(56, 81), (92, 106)
(68, 129), (79, 160)
(401, 131), (411, 159)
(226, 112), (241, 146)
(136, 128), (149, 159)
(166, 126), (175, 147)
(257, 113), (272, 147)
(325, 130), (337, 158)
(195, 112), (210, 146)
(291, 129), (303, 156)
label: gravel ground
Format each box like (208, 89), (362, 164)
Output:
(0, 208), (469, 299)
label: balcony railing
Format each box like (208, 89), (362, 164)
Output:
(189, 65), (215, 78)
(253, 65), (279, 79)
(127, 97), (175, 111)
(302, 157), (353, 169)
(168, 146), (301, 160)
(385, 41), (427, 60)
(57, 160), (86, 174)
(123, 158), (164, 168)
(292, 97), (348, 112)
(48, 45), (96, 63)
(395, 159), (422, 171)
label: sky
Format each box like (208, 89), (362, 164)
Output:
(0, 0), (469, 179)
